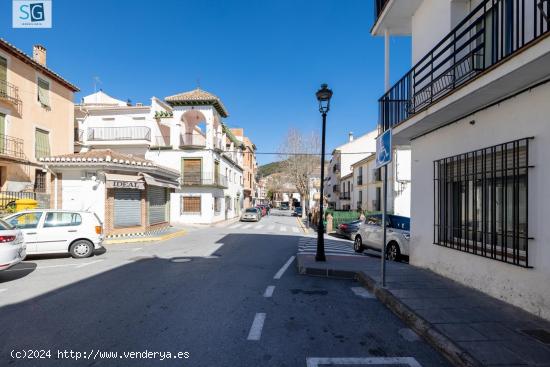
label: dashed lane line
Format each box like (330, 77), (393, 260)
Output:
(131, 247), (143, 252)
(247, 313), (266, 341)
(273, 256), (295, 279)
(263, 285), (275, 298)
(75, 259), (105, 268)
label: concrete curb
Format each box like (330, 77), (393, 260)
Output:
(104, 229), (186, 245)
(356, 271), (482, 367)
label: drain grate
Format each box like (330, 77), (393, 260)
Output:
(520, 329), (550, 344)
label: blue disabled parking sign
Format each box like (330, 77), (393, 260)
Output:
(376, 129), (392, 168)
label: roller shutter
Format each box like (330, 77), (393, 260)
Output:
(148, 186), (167, 224)
(114, 189), (141, 227)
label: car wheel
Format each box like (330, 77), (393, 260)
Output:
(386, 242), (401, 261)
(353, 235), (364, 253)
(70, 240), (94, 258)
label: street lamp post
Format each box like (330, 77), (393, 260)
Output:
(315, 84), (333, 262)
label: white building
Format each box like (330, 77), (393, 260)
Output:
(373, 0), (550, 319)
(75, 88), (245, 225)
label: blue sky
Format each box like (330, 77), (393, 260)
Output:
(1, 0), (411, 165)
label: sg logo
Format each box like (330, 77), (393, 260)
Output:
(19, 3), (45, 22)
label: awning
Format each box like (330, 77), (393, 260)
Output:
(140, 173), (179, 189)
(105, 173), (145, 190)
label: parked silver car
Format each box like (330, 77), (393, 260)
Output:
(240, 208), (261, 222)
(353, 214), (410, 261)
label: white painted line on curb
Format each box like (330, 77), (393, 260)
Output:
(131, 247), (143, 252)
(306, 357), (423, 367)
(75, 260), (104, 268)
(247, 313), (266, 341)
(273, 256), (295, 279)
(351, 287), (375, 299)
(263, 285), (275, 298)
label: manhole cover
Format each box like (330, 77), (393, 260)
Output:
(170, 258), (191, 263)
(520, 329), (550, 344)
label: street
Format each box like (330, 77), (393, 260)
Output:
(0, 210), (449, 367)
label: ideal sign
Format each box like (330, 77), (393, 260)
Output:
(106, 180), (145, 190)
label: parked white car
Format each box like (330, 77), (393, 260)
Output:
(3, 210), (103, 259)
(241, 208), (261, 222)
(0, 218), (25, 271)
(353, 214), (411, 261)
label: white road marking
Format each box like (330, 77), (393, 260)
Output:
(0, 289), (7, 293)
(75, 260), (104, 268)
(291, 227), (299, 233)
(306, 357), (423, 367)
(256, 224), (264, 229)
(280, 226), (287, 232)
(247, 313), (266, 341)
(273, 256), (295, 279)
(268, 225), (275, 231)
(351, 287), (375, 299)
(263, 285), (275, 298)
(399, 328), (420, 342)
(230, 223), (243, 229)
(131, 247), (143, 252)
(243, 224), (252, 229)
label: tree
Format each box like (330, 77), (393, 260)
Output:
(278, 128), (321, 217)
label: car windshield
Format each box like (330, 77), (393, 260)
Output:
(246, 209), (258, 213)
(390, 216), (410, 231)
(0, 219), (14, 230)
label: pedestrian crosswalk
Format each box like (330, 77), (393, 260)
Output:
(228, 222), (302, 234)
(297, 237), (359, 256)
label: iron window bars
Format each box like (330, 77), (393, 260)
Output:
(433, 137), (532, 267)
(378, 0), (550, 133)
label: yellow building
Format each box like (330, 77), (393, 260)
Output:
(0, 39), (78, 210)
(230, 128), (257, 208)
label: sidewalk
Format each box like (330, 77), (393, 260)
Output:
(104, 226), (186, 245)
(297, 248), (550, 367)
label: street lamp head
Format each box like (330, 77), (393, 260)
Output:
(316, 83), (333, 114)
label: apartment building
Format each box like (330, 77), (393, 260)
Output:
(230, 128), (257, 208)
(373, 0), (550, 318)
(75, 88), (244, 225)
(0, 39), (78, 210)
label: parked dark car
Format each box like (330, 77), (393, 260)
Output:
(336, 220), (362, 240)
(292, 207), (303, 217)
(280, 203), (290, 210)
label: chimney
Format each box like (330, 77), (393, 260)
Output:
(348, 132), (354, 142)
(33, 44), (47, 66)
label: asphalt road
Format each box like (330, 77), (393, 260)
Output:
(0, 210), (450, 367)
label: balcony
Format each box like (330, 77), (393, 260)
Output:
(0, 134), (25, 161)
(0, 80), (21, 109)
(181, 172), (228, 188)
(332, 185), (340, 193)
(179, 133), (207, 148)
(340, 194), (351, 200)
(378, 0), (550, 135)
(374, 0), (389, 20)
(87, 126), (151, 142)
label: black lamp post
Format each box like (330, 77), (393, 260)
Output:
(315, 83), (333, 262)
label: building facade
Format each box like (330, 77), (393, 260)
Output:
(0, 40), (78, 211)
(231, 128), (257, 208)
(76, 88), (245, 225)
(373, 0), (550, 319)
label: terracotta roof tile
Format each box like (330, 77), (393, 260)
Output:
(165, 88), (228, 117)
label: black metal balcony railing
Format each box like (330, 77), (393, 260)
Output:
(340, 194), (351, 200)
(181, 172), (228, 188)
(379, 0), (550, 132)
(0, 134), (25, 159)
(0, 80), (21, 107)
(374, 0), (390, 21)
(87, 126), (151, 141)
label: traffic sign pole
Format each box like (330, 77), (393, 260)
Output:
(382, 164), (388, 287)
(376, 129), (392, 289)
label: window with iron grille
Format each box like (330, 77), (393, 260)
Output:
(433, 138), (532, 268)
(34, 169), (47, 193)
(181, 196), (201, 214)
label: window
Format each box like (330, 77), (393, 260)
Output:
(181, 196), (201, 214)
(182, 158), (201, 185)
(35, 128), (50, 158)
(44, 212), (82, 227)
(359, 190), (363, 202)
(434, 138), (531, 267)
(7, 212), (42, 229)
(34, 169), (47, 192)
(214, 197), (222, 213)
(37, 77), (50, 107)
(357, 167), (363, 185)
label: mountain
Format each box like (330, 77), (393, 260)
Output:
(257, 160), (286, 177)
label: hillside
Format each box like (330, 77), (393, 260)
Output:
(257, 160), (286, 177)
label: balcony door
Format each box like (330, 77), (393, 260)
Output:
(214, 160), (220, 185)
(0, 113), (5, 153)
(182, 158), (202, 185)
(0, 56), (6, 94)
